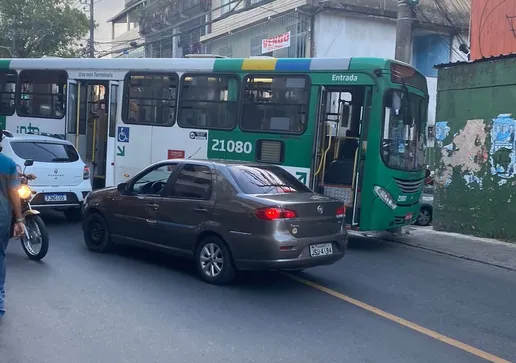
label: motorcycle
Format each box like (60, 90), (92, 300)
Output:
(10, 159), (49, 261)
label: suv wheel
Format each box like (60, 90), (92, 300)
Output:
(64, 207), (82, 222)
(195, 236), (235, 285)
(83, 213), (112, 253)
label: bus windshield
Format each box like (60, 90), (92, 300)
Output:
(381, 89), (426, 171)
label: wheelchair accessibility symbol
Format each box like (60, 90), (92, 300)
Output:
(117, 126), (130, 143)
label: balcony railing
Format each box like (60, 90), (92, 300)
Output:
(139, 0), (210, 35)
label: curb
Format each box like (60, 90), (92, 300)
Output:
(377, 235), (516, 272)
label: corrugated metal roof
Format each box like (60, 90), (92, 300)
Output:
(435, 53), (516, 69)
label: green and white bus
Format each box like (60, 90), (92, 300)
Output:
(0, 56), (428, 231)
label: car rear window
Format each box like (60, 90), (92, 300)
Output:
(10, 141), (80, 163)
(228, 165), (312, 194)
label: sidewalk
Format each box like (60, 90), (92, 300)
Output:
(370, 227), (516, 271)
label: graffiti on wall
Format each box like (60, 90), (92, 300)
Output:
(435, 121), (451, 147)
(490, 113), (516, 179)
(438, 119), (487, 189)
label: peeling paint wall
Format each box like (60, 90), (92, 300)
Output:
(435, 57), (516, 241)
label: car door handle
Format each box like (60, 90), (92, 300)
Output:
(194, 208), (208, 213)
(146, 203), (159, 209)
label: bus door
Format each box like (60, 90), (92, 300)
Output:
(105, 81), (119, 187)
(313, 86), (370, 227)
(66, 80), (111, 189)
(65, 79), (86, 157)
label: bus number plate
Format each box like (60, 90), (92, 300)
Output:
(211, 139), (252, 154)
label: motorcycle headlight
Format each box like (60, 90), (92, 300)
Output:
(18, 185), (32, 200)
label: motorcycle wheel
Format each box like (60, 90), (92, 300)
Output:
(20, 215), (49, 261)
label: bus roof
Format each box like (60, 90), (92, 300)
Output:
(0, 57), (414, 74)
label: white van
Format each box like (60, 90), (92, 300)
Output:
(1, 131), (92, 221)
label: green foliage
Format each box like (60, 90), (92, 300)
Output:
(0, 0), (89, 58)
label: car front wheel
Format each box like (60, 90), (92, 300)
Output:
(195, 236), (235, 285)
(83, 212), (112, 253)
(416, 207), (432, 226)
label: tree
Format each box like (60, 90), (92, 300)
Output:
(0, 0), (89, 58)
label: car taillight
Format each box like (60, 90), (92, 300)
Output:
(336, 205), (346, 218)
(83, 166), (90, 180)
(254, 207), (297, 220)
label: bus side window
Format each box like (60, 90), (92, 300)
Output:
(0, 70), (16, 116)
(242, 75), (309, 134)
(178, 74), (239, 130)
(18, 69), (67, 119)
(122, 73), (178, 126)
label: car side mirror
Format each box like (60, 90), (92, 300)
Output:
(117, 182), (128, 194)
(24, 159), (34, 167)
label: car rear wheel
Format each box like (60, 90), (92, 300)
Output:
(416, 207), (432, 226)
(195, 236), (235, 285)
(64, 207), (82, 222)
(83, 212), (112, 253)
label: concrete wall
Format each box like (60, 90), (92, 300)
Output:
(313, 13), (396, 58)
(435, 55), (516, 241)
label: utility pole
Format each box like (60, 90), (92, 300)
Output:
(89, 0), (95, 58)
(395, 0), (419, 63)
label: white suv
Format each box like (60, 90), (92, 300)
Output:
(1, 131), (92, 222)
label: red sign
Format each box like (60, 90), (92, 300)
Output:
(262, 31), (291, 54)
(168, 150), (185, 159)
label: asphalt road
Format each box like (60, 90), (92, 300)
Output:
(0, 214), (514, 363)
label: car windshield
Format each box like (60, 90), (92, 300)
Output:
(228, 165), (312, 194)
(10, 141), (80, 163)
(381, 89), (426, 171)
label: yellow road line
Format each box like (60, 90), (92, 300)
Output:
(284, 273), (512, 363)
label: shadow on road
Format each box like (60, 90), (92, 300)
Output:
(113, 244), (290, 286)
(347, 234), (393, 251)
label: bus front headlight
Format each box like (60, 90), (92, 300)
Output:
(18, 185), (32, 200)
(373, 185), (397, 210)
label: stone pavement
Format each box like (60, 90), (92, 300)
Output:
(369, 227), (516, 272)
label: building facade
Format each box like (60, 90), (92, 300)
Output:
(108, 0), (146, 58)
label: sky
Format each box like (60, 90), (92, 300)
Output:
(75, 0), (125, 56)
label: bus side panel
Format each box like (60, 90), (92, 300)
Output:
(5, 115), (65, 136)
(114, 124), (152, 184)
(150, 125), (209, 163)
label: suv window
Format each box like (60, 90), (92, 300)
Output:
(133, 164), (178, 195)
(170, 164), (212, 200)
(10, 141), (80, 163)
(228, 165), (312, 194)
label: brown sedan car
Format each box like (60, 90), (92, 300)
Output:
(82, 159), (348, 284)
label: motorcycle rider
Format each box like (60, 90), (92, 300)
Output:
(0, 134), (24, 319)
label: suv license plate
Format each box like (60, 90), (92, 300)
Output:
(44, 194), (67, 202)
(309, 243), (333, 257)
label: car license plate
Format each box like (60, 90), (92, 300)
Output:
(44, 194), (67, 202)
(309, 243), (333, 257)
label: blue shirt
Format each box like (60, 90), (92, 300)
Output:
(0, 153), (20, 228)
